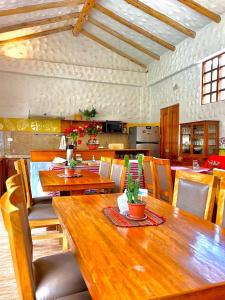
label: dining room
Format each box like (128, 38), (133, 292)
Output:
(1, 1), (225, 299)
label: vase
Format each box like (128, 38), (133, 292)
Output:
(87, 135), (99, 150)
(128, 201), (146, 219)
(64, 166), (75, 177)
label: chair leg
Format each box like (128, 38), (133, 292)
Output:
(62, 233), (69, 251)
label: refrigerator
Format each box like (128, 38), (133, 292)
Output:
(128, 126), (160, 157)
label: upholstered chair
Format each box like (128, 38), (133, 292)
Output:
(153, 158), (173, 203)
(110, 159), (126, 193)
(0, 185), (91, 300)
(142, 156), (156, 197)
(173, 170), (218, 221)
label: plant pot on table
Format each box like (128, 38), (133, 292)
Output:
(128, 201), (146, 219)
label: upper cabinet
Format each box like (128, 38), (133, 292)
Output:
(180, 121), (219, 159)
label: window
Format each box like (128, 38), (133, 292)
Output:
(202, 51), (225, 104)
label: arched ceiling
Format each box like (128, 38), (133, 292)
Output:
(0, 0), (225, 70)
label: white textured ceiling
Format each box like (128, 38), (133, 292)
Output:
(0, 0), (225, 69)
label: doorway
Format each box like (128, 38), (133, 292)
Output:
(160, 104), (179, 159)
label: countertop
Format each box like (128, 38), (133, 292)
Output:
(2, 154), (30, 159)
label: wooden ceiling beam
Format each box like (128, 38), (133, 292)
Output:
(73, 0), (95, 36)
(125, 0), (196, 38)
(0, 0), (84, 17)
(0, 12), (79, 34)
(178, 0), (221, 23)
(0, 25), (73, 45)
(89, 17), (160, 61)
(82, 29), (146, 69)
(95, 4), (175, 51)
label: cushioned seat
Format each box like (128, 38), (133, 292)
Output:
(34, 252), (88, 300)
(58, 291), (91, 300)
(28, 204), (57, 220)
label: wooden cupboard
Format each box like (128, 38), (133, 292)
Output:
(180, 120), (219, 160)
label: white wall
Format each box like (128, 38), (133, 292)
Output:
(0, 31), (147, 122)
(147, 13), (225, 138)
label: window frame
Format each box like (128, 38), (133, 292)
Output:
(201, 51), (225, 105)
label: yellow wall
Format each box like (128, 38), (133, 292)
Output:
(0, 118), (160, 134)
(0, 118), (61, 133)
(219, 149), (225, 156)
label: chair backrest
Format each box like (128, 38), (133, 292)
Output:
(99, 157), (112, 179)
(142, 156), (156, 197)
(153, 158), (173, 203)
(173, 170), (218, 221)
(15, 159), (32, 208)
(110, 159), (126, 193)
(216, 177), (225, 227)
(0, 185), (35, 299)
(213, 168), (225, 203)
(213, 168), (225, 179)
(5, 174), (33, 255)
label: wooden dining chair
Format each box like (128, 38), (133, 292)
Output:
(153, 158), (173, 203)
(14, 159), (51, 208)
(5, 174), (67, 247)
(213, 168), (225, 206)
(213, 168), (225, 179)
(99, 156), (112, 179)
(173, 170), (218, 221)
(216, 177), (225, 227)
(110, 159), (126, 193)
(0, 186), (90, 300)
(142, 156), (156, 197)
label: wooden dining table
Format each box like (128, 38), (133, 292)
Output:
(39, 169), (115, 195)
(53, 194), (225, 300)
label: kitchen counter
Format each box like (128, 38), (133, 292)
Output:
(30, 149), (152, 162)
(4, 154), (30, 159)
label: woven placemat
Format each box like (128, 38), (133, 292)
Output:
(103, 207), (165, 227)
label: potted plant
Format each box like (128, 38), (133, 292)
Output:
(124, 154), (146, 219)
(64, 125), (85, 149)
(65, 159), (77, 177)
(79, 106), (97, 121)
(85, 122), (102, 150)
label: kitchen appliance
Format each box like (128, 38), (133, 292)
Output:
(103, 121), (123, 133)
(128, 126), (160, 157)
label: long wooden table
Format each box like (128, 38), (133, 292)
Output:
(53, 194), (225, 300)
(39, 169), (115, 195)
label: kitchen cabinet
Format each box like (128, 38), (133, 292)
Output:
(0, 158), (30, 196)
(180, 120), (219, 160)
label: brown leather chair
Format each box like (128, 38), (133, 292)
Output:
(0, 186), (91, 300)
(173, 170), (218, 221)
(216, 177), (225, 227)
(110, 159), (126, 193)
(153, 158), (173, 203)
(6, 174), (67, 248)
(14, 159), (52, 208)
(142, 156), (156, 197)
